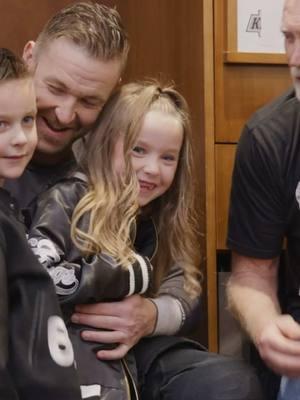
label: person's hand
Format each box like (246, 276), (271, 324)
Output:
(71, 294), (157, 360)
(256, 314), (300, 377)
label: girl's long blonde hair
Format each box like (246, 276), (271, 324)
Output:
(71, 80), (202, 297)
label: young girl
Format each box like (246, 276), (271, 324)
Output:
(28, 80), (202, 399)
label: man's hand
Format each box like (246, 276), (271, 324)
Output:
(257, 314), (300, 377)
(71, 294), (157, 360)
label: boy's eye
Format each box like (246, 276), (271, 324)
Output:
(0, 121), (8, 130)
(132, 146), (145, 155)
(23, 116), (35, 125)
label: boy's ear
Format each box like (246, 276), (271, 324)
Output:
(23, 41), (37, 71)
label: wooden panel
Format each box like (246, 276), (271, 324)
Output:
(117, 0), (209, 347)
(214, 0), (291, 143)
(224, 52), (287, 64)
(1, 1), (73, 54)
(1, 1), (119, 55)
(215, 145), (236, 250)
(203, 0), (218, 351)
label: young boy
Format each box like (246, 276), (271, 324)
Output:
(0, 48), (80, 399)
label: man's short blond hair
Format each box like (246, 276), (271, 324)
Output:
(35, 2), (129, 69)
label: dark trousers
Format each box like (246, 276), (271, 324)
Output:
(134, 336), (265, 400)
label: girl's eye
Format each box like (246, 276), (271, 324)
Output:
(132, 146), (145, 155)
(163, 154), (176, 162)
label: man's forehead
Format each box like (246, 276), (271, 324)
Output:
(283, 0), (300, 18)
(282, 0), (300, 32)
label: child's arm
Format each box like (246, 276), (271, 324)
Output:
(152, 263), (201, 335)
(134, 217), (200, 336)
(28, 178), (152, 303)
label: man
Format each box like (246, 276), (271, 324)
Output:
(7, 2), (264, 399)
(227, 0), (300, 398)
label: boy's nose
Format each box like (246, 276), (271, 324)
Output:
(12, 128), (28, 146)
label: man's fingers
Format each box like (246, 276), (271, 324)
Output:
(80, 328), (125, 343)
(96, 344), (130, 360)
(75, 301), (123, 316)
(71, 313), (121, 329)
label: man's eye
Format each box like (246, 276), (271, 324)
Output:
(81, 98), (103, 109)
(283, 32), (295, 43)
(49, 85), (64, 95)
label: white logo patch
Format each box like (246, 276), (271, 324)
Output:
(28, 238), (61, 267)
(47, 315), (74, 367)
(80, 385), (101, 399)
(295, 182), (300, 209)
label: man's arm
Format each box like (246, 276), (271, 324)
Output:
(227, 252), (300, 377)
(71, 263), (200, 360)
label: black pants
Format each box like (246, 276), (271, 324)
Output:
(134, 336), (265, 400)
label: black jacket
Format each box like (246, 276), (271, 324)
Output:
(28, 174), (153, 399)
(0, 188), (81, 399)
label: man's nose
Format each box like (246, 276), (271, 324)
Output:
(55, 98), (77, 125)
(289, 41), (300, 67)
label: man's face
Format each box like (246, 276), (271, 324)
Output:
(282, 0), (300, 99)
(23, 38), (122, 163)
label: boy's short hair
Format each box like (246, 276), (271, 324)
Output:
(0, 48), (30, 81)
(35, 2), (129, 69)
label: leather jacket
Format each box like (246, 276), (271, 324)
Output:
(28, 173), (154, 399)
(0, 188), (81, 399)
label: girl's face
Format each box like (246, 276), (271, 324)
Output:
(131, 110), (183, 207)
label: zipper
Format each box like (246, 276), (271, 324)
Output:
(149, 216), (158, 261)
(121, 358), (139, 400)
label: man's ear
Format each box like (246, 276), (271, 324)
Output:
(23, 41), (37, 71)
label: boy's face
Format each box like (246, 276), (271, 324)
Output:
(0, 78), (37, 186)
(23, 38), (122, 164)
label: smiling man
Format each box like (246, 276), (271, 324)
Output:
(5, 2), (128, 210)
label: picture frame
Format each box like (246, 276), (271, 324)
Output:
(224, 0), (287, 64)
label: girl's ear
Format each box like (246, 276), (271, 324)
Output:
(23, 41), (37, 72)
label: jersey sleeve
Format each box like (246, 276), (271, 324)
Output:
(28, 180), (152, 303)
(227, 123), (286, 258)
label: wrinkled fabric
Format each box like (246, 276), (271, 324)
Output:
(0, 187), (81, 399)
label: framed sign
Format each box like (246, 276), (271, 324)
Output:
(225, 0), (287, 64)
